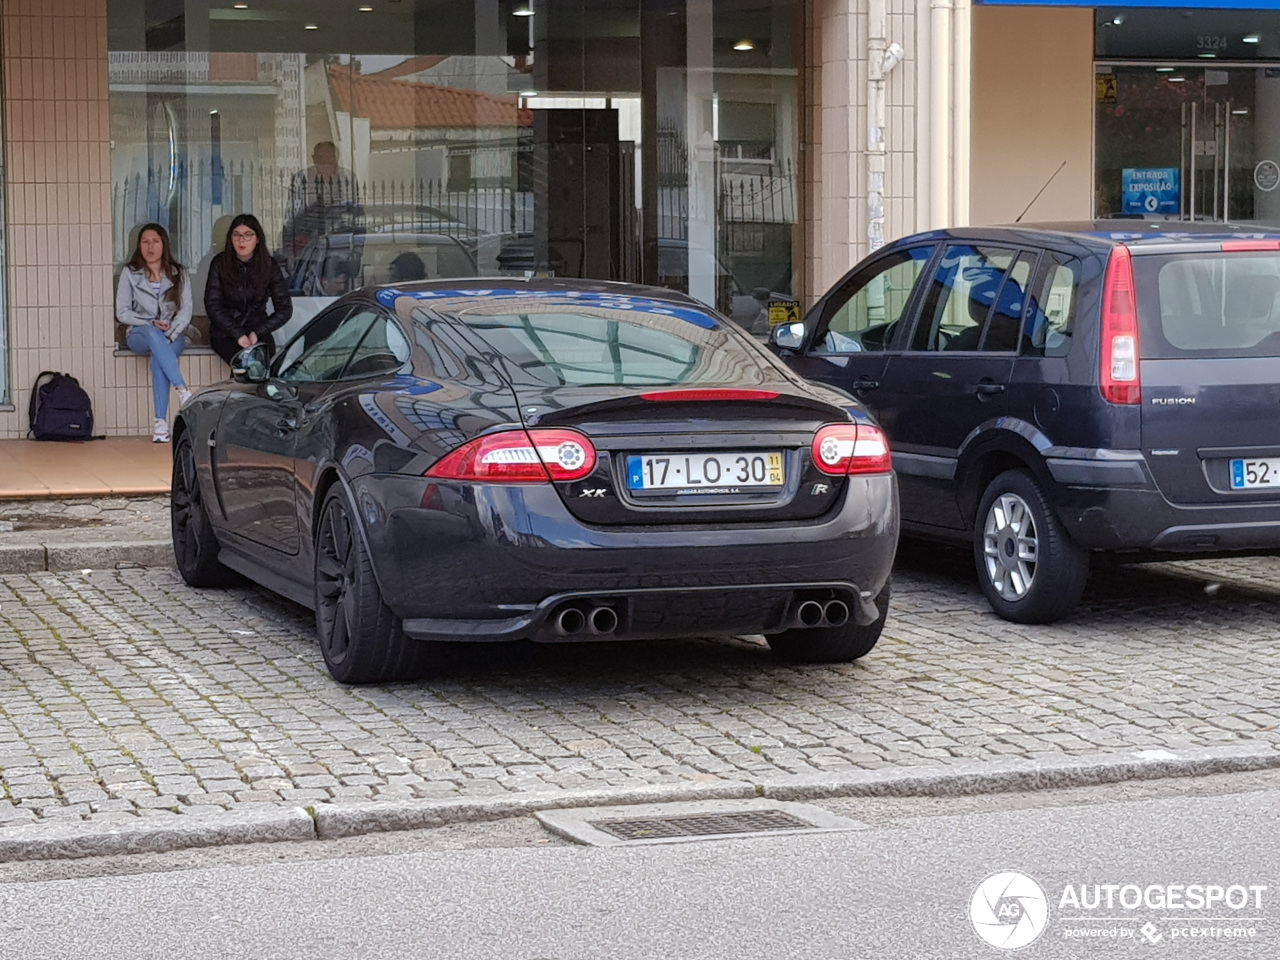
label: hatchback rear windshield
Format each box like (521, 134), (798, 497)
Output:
(1134, 252), (1280, 359)
(416, 295), (774, 386)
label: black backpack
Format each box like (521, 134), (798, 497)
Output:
(29, 371), (96, 441)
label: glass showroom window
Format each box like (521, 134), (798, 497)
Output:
(0, 82), (7, 405)
(106, 0), (798, 342)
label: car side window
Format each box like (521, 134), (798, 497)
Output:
(340, 311), (413, 380)
(911, 245), (1021, 352)
(1023, 253), (1080, 358)
(276, 307), (376, 383)
(978, 251), (1039, 352)
(813, 246), (933, 354)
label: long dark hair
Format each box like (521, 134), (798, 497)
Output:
(218, 213), (273, 295)
(127, 222), (184, 306)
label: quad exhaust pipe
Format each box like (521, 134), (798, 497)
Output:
(552, 604), (618, 637)
(790, 598), (851, 629)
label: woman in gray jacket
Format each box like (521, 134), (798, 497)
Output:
(116, 222), (193, 442)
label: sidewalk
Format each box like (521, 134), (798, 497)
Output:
(0, 438), (172, 573)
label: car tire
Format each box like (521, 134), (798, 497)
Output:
(314, 485), (432, 684)
(171, 434), (237, 588)
(767, 582), (891, 663)
(974, 469), (1089, 624)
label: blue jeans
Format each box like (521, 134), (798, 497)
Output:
(126, 324), (187, 419)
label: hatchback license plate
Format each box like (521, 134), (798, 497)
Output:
(1230, 457), (1280, 489)
(627, 452), (784, 491)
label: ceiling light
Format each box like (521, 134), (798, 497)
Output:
(1111, 14), (1125, 25)
(519, 89), (538, 97)
(1155, 66), (1174, 72)
(1166, 75), (1187, 82)
(512, 1), (534, 15)
(1233, 108), (1250, 115)
(1244, 34), (1261, 43)
(358, 4), (373, 9)
(233, 2), (247, 7)
(1198, 52), (1216, 58)
(733, 39), (755, 52)
(305, 23), (318, 29)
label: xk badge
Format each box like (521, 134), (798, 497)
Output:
(578, 488), (607, 498)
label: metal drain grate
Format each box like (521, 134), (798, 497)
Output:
(588, 809), (815, 841)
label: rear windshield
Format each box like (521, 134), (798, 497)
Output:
(408, 293), (774, 387)
(1135, 252), (1280, 358)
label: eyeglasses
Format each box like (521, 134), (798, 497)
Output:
(231, 231), (257, 241)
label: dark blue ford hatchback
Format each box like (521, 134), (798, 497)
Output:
(771, 221), (1280, 623)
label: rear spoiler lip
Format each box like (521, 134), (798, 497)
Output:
(524, 390), (856, 427)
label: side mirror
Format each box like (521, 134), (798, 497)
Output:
(231, 345), (270, 384)
(769, 321), (806, 352)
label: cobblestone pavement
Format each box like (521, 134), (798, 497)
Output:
(1, 543), (1278, 830)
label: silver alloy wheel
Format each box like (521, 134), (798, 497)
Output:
(981, 491), (1039, 601)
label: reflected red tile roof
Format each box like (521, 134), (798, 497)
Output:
(328, 64), (532, 130)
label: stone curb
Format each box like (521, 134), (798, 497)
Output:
(0, 539), (172, 573)
(6, 745), (1280, 862)
(311, 780), (759, 840)
(757, 744), (1280, 800)
(0, 806), (315, 863)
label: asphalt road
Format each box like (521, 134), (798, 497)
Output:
(1, 771), (1277, 959)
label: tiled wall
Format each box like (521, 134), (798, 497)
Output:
(804, 0), (941, 302)
(0, 0), (223, 440)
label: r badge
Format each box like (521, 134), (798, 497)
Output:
(811, 483), (829, 495)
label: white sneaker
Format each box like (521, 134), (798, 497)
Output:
(152, 418), (171, 443)
(177, 387), (193, 406)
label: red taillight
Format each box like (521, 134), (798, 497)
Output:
(640, 388), (780, 402)
(425, 429), (596, 483)
(1099, 245), (1141, 405)
(811, 424), (892, 476)
(1221, 240), (1280, 252)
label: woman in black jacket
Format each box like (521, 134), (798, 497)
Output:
(204, 214), (293, 363)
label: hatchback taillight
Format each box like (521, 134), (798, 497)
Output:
(1100, 244), (1141, 405)
(811, 424), (892, 476)
(426, 429), (597, 483)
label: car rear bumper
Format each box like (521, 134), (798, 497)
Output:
(1049, 461), (1280, 552)
(352, 473), (899, 640)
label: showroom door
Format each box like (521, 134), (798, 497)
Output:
(1096, 65), (1280, 224)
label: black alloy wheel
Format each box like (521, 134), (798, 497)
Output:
(170, 434), (236, 588)
(974, 469), (1089, 624)
(767, 582), (891, 663)
(314, 485), (432, 684)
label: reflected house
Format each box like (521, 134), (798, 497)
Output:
(320, 62), (535, 241)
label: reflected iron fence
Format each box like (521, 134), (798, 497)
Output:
(112, 157), (795, 270)
(112, 160), (534, 265)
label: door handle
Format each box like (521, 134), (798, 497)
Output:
(973, 382), (1006, 397)
(853, 378), (880, 393)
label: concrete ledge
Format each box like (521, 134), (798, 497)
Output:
(45, 540), (173, 571)
(312, 781), (759, 839)
(0, 544), (46, 573)
(0, 806), (315, 862)
(759, 744), (1280, 800)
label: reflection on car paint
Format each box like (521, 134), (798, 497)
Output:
(359, 394), (414, 446)
(375, 287), (721, 329)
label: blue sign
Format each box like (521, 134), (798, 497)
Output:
(982, 0), (1280, 6)
(1122, 168), (1181, 216)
